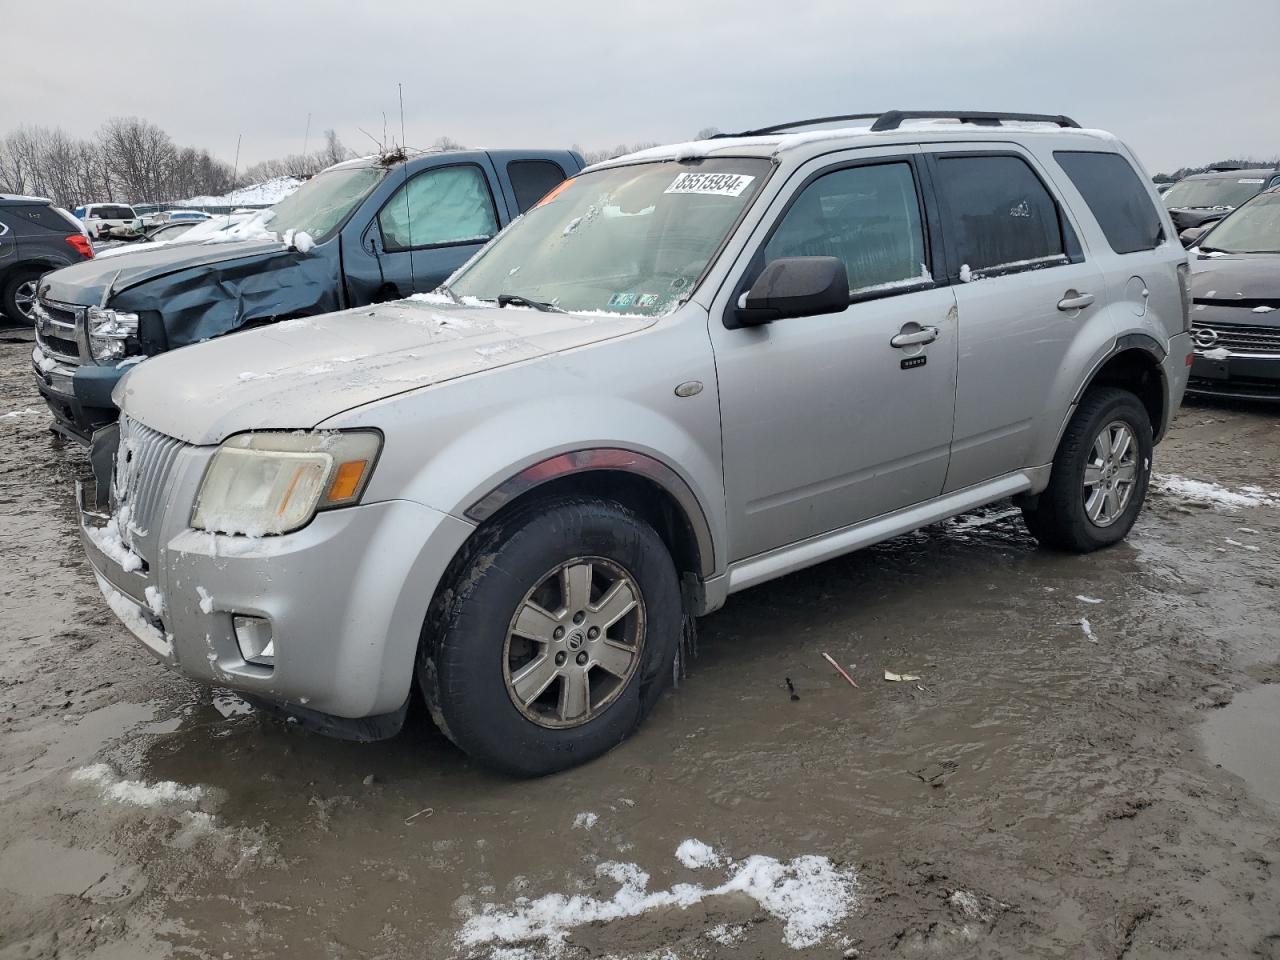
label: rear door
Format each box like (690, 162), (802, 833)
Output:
(364, 160), (504, 299)
(0, 210), (17, 273)
(711, 149), (960, 561)
(924, 147), (1106, 490)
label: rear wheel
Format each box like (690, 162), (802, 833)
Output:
(419, 497), (682, 776)
(1021, 388), (1153, 552)
(2, 268), (42, 325)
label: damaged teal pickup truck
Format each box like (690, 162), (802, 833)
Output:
(32, 148), (582, 441)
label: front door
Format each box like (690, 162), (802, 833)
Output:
(711, 152), (959, 562)
(923, 147), (1107, 491)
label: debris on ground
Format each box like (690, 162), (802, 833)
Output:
(884, 670), (921, 682)
(822, 652), (860, 688)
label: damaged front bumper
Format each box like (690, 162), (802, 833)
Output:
(77, 457), (475, 739)
(32, 346), (125, 444)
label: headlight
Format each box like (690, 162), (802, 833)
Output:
(192, 431), (382, 536)
(88, 306), (140, 360)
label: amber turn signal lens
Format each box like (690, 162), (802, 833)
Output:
(326, 460), (369, 503)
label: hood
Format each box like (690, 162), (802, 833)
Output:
(114, 296), (653, 445)
(38, 238), (286, 306)
(1189, 253), (1280, 301)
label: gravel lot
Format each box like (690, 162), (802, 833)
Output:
(1, 325), (1278, 959)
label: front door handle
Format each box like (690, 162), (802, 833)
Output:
(890, 324), (939, 348)
(1057, 290), (1095, 311)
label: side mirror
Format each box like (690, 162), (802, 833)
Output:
(734, 256), (849, 327)
(1180, 225), (1208, 248)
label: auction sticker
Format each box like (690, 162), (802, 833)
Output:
(1238, 178), (1265, 184)
(665, 172), (755, 197)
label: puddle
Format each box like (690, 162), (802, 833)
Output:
(0, 838), (136, 900)
(1201, 684), (1280, 812)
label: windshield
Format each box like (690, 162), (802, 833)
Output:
(449, 158), (771, 316)
(261, 165), (386, 242)
(1200, 192), (1280, 254)
(1163, 177), (1266, 210)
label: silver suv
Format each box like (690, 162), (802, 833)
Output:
(80, 111), (1192, 774)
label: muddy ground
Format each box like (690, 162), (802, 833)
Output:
(0, 325), (1277, 959)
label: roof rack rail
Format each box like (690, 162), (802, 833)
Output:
(715, 110), (1080, 139)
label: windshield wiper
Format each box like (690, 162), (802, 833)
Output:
(436, 282), (463, 304)
(496, 293), (565, 313)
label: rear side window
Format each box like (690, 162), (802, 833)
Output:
(1055, 151), (1163, 253)
(764, 161), (929, 295)
(91, 205), (135, 220)
(507, 160), (568, 213)
(933, 155), (1067, 276)
(4, 205), (69, 232)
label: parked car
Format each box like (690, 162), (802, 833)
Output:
(161, 209), (212, 223)
(73, 203), (145, 240)
(77, 111), (1191, 774)
(0, 195), (94, 323)
(1184, 187), (1280, 399)
(1163, 166), (1280, 235)
(34, 148), (582, 441)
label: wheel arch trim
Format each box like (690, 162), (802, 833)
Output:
(463, 448), (717, 579)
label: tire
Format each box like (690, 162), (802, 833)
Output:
(419, 496), (682, 776)
(1021, 387), (1153, 552)
(1, 267), (42, 326)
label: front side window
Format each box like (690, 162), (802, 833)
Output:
(933, 154), (1066, 276)
(378, 165), (498, 251)
(1055, 151), (1164, 254)
(1199, 192), (1280, 254)
(764, 162), (928, 294)
(449, 158), (770, 316)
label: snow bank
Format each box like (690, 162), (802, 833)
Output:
(1151, 474), (1277, 510)
(457, 842), (858, 953)
(183, 177), (302, 208)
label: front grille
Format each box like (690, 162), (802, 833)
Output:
(113, 415), (189, 553)
(1191, 319), (1280, 355)
(35, 298), (82, 364)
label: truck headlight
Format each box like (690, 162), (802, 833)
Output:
(192, 431), (382, 536)
(87, 306), (140, 360)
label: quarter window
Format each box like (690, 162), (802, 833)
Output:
(507, 160), (568, 213)
(1055, 151), (1163, 254)
(378, 165), (498, 251)
(764, 162), (929, 295)
(933, 155), (1067, 276)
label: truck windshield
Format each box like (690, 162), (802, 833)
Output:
(449, 158), (771, 316)
(1200, 192), (1280, 254)
(263, 165), (386, 242)
(1163, 177), (1265, 210)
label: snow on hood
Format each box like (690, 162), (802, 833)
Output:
(114, 296), (652, 445)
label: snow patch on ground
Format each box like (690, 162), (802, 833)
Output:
(1151, 474), (1277, 510)
(1, 408), (40, 420)
(572, 811), (599, 830)
(675, 838), (722, 869)
(71, 763), (204, 807)
(457, 843), (858, 954)
(183, 177), (301, 207)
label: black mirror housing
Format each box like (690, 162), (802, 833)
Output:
(1179, 226), (1208, 248)
(735, 256), (849, 326)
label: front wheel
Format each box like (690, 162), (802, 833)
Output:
(1021, 387), (1153, 552)
(419, 497), (682, 776)
(1, 268), (42, 325)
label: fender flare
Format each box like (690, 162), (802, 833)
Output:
(1072, 333), (1167, 404)
(464, 448), (717, 579)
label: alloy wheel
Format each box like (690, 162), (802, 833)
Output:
(503, 556), (645, 729)
(1083, 420), (1138, 527)
(13, 280), (37, 322)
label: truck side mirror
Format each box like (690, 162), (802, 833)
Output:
(1180, 226), (1208, 248)
(733, 256), (850, 327)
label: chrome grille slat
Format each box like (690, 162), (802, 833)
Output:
(1192, 319), (1280, 355)
(35, 298), (82, 365)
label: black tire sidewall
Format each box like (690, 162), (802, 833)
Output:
(2, 268), (41, 326)
(424, 498), (681, 776)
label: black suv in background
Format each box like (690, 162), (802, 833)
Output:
(1163, 166), (1280, 234)
(0, 195), (94, 323)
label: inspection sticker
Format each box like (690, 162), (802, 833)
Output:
(664, 172), (755, 197)
(1238, 178), (1265, 184)
(607, 292), (636, 308)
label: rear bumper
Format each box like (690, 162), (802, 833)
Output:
(31, 346), (124, 443)
(78, 473), (476, 724)
(1188, 350), (1280, 400)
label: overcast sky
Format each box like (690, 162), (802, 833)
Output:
(3, 0), (1278, 175)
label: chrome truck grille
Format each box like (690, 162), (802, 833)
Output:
(112, 415), (188, 555)
(34, 298), (82, 364)
(1191, 319), (1280, 355)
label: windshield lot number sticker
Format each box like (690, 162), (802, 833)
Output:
(665, 172), (755, 197)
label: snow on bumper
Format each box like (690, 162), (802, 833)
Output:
(79, 482), (474, 719)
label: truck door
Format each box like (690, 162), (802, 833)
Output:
(350, 160), (504, 304)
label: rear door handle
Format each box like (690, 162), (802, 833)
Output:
(1057, 290), (1095, 311)
(890, 325), (939, 348)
